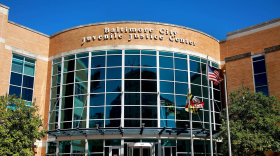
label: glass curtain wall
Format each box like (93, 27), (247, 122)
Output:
(49, 50), (221, 130)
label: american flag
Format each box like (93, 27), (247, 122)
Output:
(208, 65), (223, 86)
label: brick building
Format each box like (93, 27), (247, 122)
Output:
(0, 3), (279, 156)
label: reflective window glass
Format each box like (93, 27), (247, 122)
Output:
(50, 99), (60, 110)
(125, 93), (140, 105)
(125, 80), (140, 92)
(143, 120), (157, 127)
(92, 51), (105, 56)
(64, 55), (75, 60)
(63, 60), (75, 72)
(76, 57), (88, 70)
(10, 72), (22, 86)
(124, 120), (140, 127)
(202, 75), (207, 86)
(90, 81), (105, 93)
(177, 140), (191, 152)
(125, 55), (140, 66)
(24, 62), (35, 76)
(75, 82), (88, 95)
(106, 93), (121, 105)
(61, 109), (73, 122)
(190, 61), (201, 73)
(125, 50), (140, 54)
(72, 140), (85, 153)
(175, 70), (188, 82)
(13, 55), (24, 60)
(191, 84), (202, 97)
(190, 72), (201, 85)
(53, 58), (61, 64)
(107, 50), (122, 54)
(11, 59), (23, 73)
(141, 55), (156, 67)
(107, 55), (122, 67)
(254, 73), (268, 86)
(61, 96), (73, 109)
(175, 82), (188, 94)
(160, 81), (174, 94)
(52, 63), (61, 75)
(106, 80), (121, 92)
(52, 75), (61, 87)
(75, 70), (88, 82)
(76, 53), (89, 58)
(90, 94), (105, 106)
(59, 141), (71, 153)
(51, 86), (60, 98)
(142, 94), (157, 105)
(49, 111), (58, 123)
(89, 120), (104, 128)
(176, 108), (189, 120)
(107, 68), (122, 79)
(201, 63), (206, 74)
(60, 122), (72, 129)
(159, 57), (173, 68)
(91, 56), (105, 68)
(142, 107), (157, 118)
(160, 69), (173, 81)
(253, 60), (266, 74)
(89, 107), (104, 119)
(190, 56), (200, 61)
(159, 51), (173, 56)
(88, 140), (103, 152)
(91, 68), (105, 80)
(106, 106), (121, 118)
(174, 53), (187, 58)
(160, 107), (175, 119)
(175, 58), (187, 70)
(124, 106), (140, 118)
(253, 56), (265, 61)
(141, 50), (156, 55)
(22, 75), (34, 89)
(203, 87), (209, 98)
(74, 95), (87, 107)
(142, 80), (157, 92)
(63, 72), (74, 84)
(106, 120), (121, 127)
(47, 142), (57, 154)
(9, 85), (21, 98)
(62, 84), (74, 96)
(256, 86), (269, 96)
(160, 94), (174, 105)
(73, 108), (87, 120)
(141, 68), (157, 79)
(125, 67), (140, 79)
(22, 88), (33, 101)
(176, 95), (187, 107)
(160, 120), (175, 128)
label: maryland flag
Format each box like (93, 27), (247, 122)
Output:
(185, 93), (204, 114)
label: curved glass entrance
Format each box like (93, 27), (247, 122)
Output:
(128, 143), (155, 156)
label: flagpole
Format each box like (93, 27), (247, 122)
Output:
(206, 56), (214, 155)
(223, 70), (232, 156)
(189, 92), (194, 156)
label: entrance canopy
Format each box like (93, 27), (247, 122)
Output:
(47, 126), (219, 138)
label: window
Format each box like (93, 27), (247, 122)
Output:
(252, 54), (269, 96)
(9, 54), (35, 103)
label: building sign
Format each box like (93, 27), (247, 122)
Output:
(81, 27), (197, 46)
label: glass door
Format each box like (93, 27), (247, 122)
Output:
(162, 147), (175, 156)
(109, 146), (121, 156)
(127, 143), (154, 156)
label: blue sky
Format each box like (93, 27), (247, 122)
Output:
(1, 0), (280, 40)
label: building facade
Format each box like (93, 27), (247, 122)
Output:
(0, 3), (280, 156)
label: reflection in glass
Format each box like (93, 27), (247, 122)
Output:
(141, 68), (157, 79)
(107, 68), (122, 79)
(22, 75), (34, 89)
(142, 107), (157, 118)
(202, 75), (207, 86)
(88, 140), (103, 152)
(142, 81), (157, 92)
(142, 120), (157, 127)
(50, 99), (60, 110)
(175, 82), (188, 94)
(61, 96), (73, 109)
(160, 94), (174, 106)
(191, 84), (202, 97)
(256, 86), (269, 96)
(125, 80), (140, 92)
(73, 108), (87, 120)
(64, 60), (75, 72)
(106, 106), (121, 118)
(176, 108), (190, 120)
(72, 140), (85, 153)
(89, 120), (104, 128)
(90, 94), (104, 106)
(107, 55), (122, 67)
(9, 85), (21, 98)
(201, 63), (206, 74)
(175, 58), (187, 70)
(124, 106), (140, 118)
(141, 55), (156, 67)
(142, 50), (156, 55)
(124, 120), (140, 127)
(52, 63), (61, 75)
(76, 57), (88, 70)
(106, 93), (121, 105)
(77, 53), (89, 58)
(160, 120), (175, 128)
(175, 70), (188, 82)
(62, 84), (74, 96)
(61, 109), (73, 121)
(75, 70), (88, 82)
(90, 81), (105, 93)
(51, 86), (60, 98)
(74, 95), (87, 107)
(10, 72), (22, 86)
(24, 62), (35, 76)
(160, 69), (173, 81)
(106, 81), (121, 92)
(125, 55), (140, 66)
(91, 56), (105, 68)
(160, 107), (175, 119)
(52, 75), (61, 87)
(176, 95), (187, 107)
(190, 56), (200, 61)
(159, 57), (173, 68)
(254, 73), (268, 86)
(89, 107), (104, 119)
(107, 50), (122, 55)
(64, 55), (75, 60)
(125, 67), (140, 79)
(142, 94), (157, 105)
(75, 82), (88, 95)
(125, 50), (140, 54)
(22, 88), (33, 101)
(63, 72), (74, 84)
(125, 93), (140, 105)
(60, 122), (72, 129)
(190, 61), (201, 73)
(190, 72), (201, 85)
(11, 59), (23, 73)
(160, 81), (174, 94)
(105, 120), (121, 127)
(91, 68), (105, 80)
(59, 141), (71, 153)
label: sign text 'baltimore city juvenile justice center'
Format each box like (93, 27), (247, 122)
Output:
(81, 27), (197, 46)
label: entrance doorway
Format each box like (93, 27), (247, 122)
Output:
(162, 147), (176, 156)
(128, 143), (154, 156)
(109, 146), (121, 156)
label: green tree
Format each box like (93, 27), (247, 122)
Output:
(218, 86), (280, 156)
(0, 95), (48, 156)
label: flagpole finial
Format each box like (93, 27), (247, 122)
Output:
(223, 70), (226, 73)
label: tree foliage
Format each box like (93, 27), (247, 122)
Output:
(0, 95), (48, 156)
(218, 86), (280, 156)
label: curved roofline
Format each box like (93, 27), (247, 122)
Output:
(50, 21), (219, 42)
